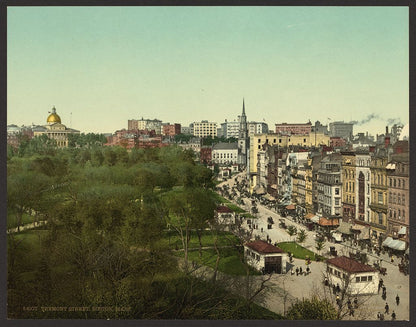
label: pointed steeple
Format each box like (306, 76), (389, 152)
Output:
(242, 98), (246, 116)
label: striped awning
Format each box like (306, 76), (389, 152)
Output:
(398, 226), (407, 235)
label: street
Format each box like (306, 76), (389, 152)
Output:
(217, 171), (409, 320)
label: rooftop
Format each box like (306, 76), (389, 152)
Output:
(327, 256), (375, 273)
(245, 240), (284, 254)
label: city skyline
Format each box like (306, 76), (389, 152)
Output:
(8, 6), (409, 135)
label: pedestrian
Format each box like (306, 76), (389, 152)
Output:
(336, 295), (340, 307)
(391, 255), (394, 263)
(336, 284), (340, 293)
(295, 267), (299, 276)
(349, 308), (354, 317)
(385, 303), (389, 314)
(382, 286), (386, 294)
(332, 284), (336, 294)
(353, 297), (358, 308)
(380, 278), (384, 287)
(306, 267), (310, 275)
(396, 294), (400, 305)
(299, 267), (303, 275)
(378, 280), (382, 293)
(391, 311), (396, 320)
(377, 312), (381, 320)
(382, 293), (386, 301)
(380, 313), (384, 321)
(290, 268), (294, 275)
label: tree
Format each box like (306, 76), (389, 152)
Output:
(163, 187), (216, 273)
(315, 238), (326, 255)
(286, 297), (337, 320)
(297, 229), (307, 244)
(287, 225), (297, 240)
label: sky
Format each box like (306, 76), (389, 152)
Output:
(8, 6), (409, 135)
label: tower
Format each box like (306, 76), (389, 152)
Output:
(238, 99), (249, 167)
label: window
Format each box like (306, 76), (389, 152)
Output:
(360, 276), (367, 282)
(376, 192), (383, 204)
(356, 277), (360, 283)
(258, 139), (261, 143)
(368, 276), (373, 281)
(378, 212), (383, 225)
(335, 188), (339, 195)
(279, 139), (282, 143)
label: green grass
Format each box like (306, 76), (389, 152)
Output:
(277, 241), (323, 261)
(211, 191), (231, 204)
(241, 213), (257, 219)
(179, 247), (261, 276)
(157, 230), (240, 250)
(225, 203), (246, 213)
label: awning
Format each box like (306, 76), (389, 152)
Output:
(337, 222), (353, 235)
(305, 213), (315, 219)
(263, 194), (276, 201)
(351, 224), (366, 231)
(382, 237), (394, 247)
(286, 204), (296, 210)
(254, 185), (266, 195)
(388, 239), (406, 251)
(318, 217), (339, 227)
(398, 226), (407, 235)
(311, 216), (320, 223)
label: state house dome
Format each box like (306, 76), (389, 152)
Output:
(47, 106), (61, 124)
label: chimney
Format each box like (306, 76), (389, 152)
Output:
(386, 126), (389, 135)
(384, 136), (390, 148)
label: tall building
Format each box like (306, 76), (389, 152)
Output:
(341, 151), (371, 223)
(162, 123), (181, 136)
(220, 120), (240, 139)
(275, 122), (312, 135)
(192, 121), (217, 138)
(329, 121), (354, 141)
(248, 121), (268, 137)
(32, 106), (80, 147)
(237, 99), (249, 167)
(316, 153), (343, 219)
(369, 149), (389, 241)
(386, 148), (409, 246)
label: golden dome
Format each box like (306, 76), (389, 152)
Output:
(47, 106), (61, 124)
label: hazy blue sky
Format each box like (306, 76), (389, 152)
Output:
(8, 6), (408, 135)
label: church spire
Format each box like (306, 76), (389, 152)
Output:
(242, 98), (246, 116)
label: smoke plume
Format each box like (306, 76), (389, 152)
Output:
(386, 118), (402, 126)
(348, 113), (380, 126)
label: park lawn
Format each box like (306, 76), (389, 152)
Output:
(179, 247), (261, 276)
(277, 241), (322, 261)
(241, 213), (257, 219)
(211, 191), (231, 204)
(158, 230), (240, 250)
(225, 203), (246, 214)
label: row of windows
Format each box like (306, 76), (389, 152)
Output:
(212, 153), (237, 159)
(246, 249), (261, 262)
(389, 209), (406, 220)
(389, 193), (406, 205)
(389, 178), (407, 189)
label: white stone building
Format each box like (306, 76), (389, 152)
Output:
(244, 240), (288, 274)
(212, 142), (238, 165)
(248, 121), (268, 137)
(326, 256), (379, 295)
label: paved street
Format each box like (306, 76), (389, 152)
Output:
(217, 171), (409, 320)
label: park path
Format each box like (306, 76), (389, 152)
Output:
(7, 220), (48, 234)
